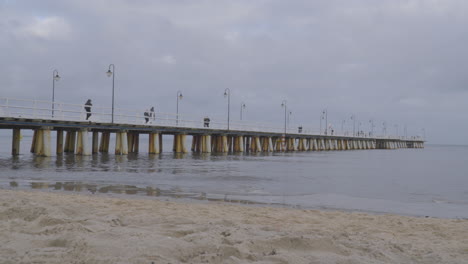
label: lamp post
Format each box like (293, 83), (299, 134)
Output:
(287, 111), (292, 128)
(404, 124), (407, 139)
(369, 119), (375, 136)
(240, 102), (246, 120)
(224, 88), (230, 130)
(394, 124), (399, 138)
(176, 90), (183, 126)
(351, 115), (356, 136)
(281, 100), (287, 136)
(357, 122), (362, 136)
(382, 122), (387, 136)
(341, 120), (346, 134)
(322, 109), (328, 135)
(106, 64), (115, 123)
(422, 128), (426, 140)
(51, 69), (60, 118)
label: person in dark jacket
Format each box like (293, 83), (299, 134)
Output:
(144, 109), (150, 124)
(150, 106), (155, 121)
(203, 117), (210, 127)
(84, 99), (92, 120)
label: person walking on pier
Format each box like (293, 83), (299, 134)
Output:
(203, 116), (210, 128)
(150, 106), (155, 122)
(84, 99), (92, 120)
(144, 109), (150, 124)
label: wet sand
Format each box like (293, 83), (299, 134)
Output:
(1, 189), (467, 263)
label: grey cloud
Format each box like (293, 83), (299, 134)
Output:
(0, 0), (467, 144)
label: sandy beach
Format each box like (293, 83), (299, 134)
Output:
(0, 189), (467, 264)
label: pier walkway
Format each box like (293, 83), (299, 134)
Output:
(0, 97), (424, 156)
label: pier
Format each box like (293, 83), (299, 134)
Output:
(0, 97), (424, 156)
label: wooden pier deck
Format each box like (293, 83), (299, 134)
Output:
(1, 116), (424, 157)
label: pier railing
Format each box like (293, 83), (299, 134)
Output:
(0, 97), (422, 140)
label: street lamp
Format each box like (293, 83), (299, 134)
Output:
(341, 120), (346, 134)
(350, 115), (356, 136)
(322, 109), (328, 135)
(369, 119), (375, 136)
(176, 90), (183, 126)
(224, 88), (230, 130)
(382, 122), (387, 136)
(240, 102), (246, 120)
(51, 69), (60, 118)
(287, 111), (292, 128)
(281, 100), (287, 136)
(394, 124), (399, 137)
(106, 64), (115, 123)
(357, 122), (362, 136)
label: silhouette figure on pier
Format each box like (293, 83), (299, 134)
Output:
(84, 99), (92, 120)
(204, 117), (210, 127)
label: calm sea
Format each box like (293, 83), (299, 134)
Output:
(0, 131), (467, 219)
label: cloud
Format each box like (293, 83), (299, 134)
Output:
(19, 16), (72, 40)
(161, 55), (177, 65)
(0, 0), (467, 144)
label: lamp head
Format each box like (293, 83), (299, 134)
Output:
(179, 93), (183, 100)
(242, 103), (246, 108)
(54, 74), (60, 81)
(106, 70), (113, 77)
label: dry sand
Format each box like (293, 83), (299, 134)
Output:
(0, 189), (467, 264)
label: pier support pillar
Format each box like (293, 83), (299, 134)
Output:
(56, 130), (64, 155)
(99, 132), (110, 153)
(128, 132), (140, 153)
(233, 136), (244, 152)
(32, 128), (52, 157)
(274, 137), (284, 152)
(297, 138), (307, 151)
(115, 131), (128, 155)
(76, 129), (91, 156)
(149, 133), (160, 154)
(30, 130), (37, 153)
(201, 135), (211, 153)
(173, 134), (188, 153)
(92, 131), (99, 154)
(12, 129), (21, 156)
(64, 131), (76, 153)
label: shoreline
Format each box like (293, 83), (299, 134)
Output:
(1, 189), (467, 263)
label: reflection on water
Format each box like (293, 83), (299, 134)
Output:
(9, 180), (264, 206)
(2, 144), (468, 218)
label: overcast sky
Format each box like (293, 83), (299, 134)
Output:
(1, 0), (467, 144)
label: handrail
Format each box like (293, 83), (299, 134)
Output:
(0, 97), (423, 139)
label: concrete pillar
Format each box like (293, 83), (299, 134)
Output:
(149, 133), (160, 154)
(55, 130), (63, 155)
(173, 134), (188, 153)
(201, 135), (211, 153)
(115, 131), (128, 155)
(99, 132), (110, 153)
(92, 131), (99, 154)
(311, 139), (318, 151)
(233, 136), (244, 152)
(275, 137), (284, 152)
(30, 130), (37, 153)
(34, 128), (51, 157)
(286, 138), (295, 151)
(76, 129), (91, 156)
(12, 129), (21, 156)
(159, 134), (163, 153)
(222, 135), (229, 153)
(64, 131), (76, 153)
